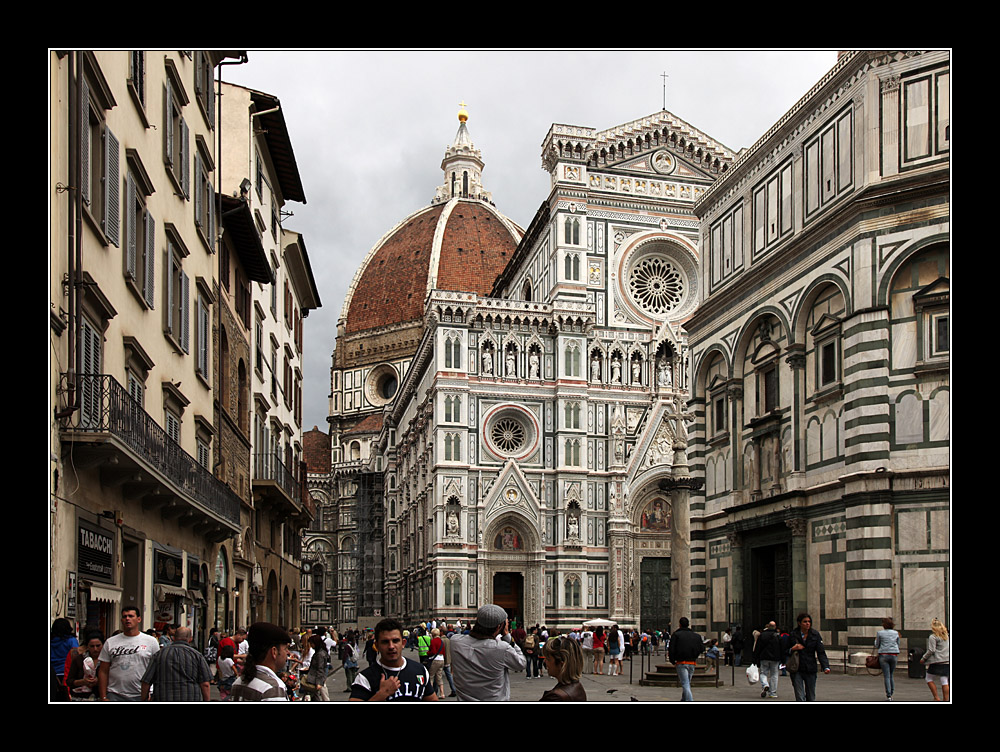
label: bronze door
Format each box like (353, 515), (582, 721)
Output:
(640, 557), (671, 632)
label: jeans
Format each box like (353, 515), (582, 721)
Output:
(759, 659), (780, 697)
(525, 653), (539, 677)
(791, 670), (818, 701)
(879, 654), (897, 698)
(677, 663), (695, 701)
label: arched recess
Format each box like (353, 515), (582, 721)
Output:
(877, 236), (950, 307)
(480, 511), (545, 627)
(791, 274), (853, 343)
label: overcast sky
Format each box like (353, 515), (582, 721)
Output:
(222, 49), (840, 433)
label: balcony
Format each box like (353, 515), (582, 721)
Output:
(59, 374), (241, 540)
(253, 452), (313, 525)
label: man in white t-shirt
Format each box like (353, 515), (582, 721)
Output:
(234, 627), (249, 657)
(98, 606), (160, 701)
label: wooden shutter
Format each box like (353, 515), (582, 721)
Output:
(180, 118), (190, 199)
(80, 75), (91, 207)
(194, 153), (202, 228)
(164, 85), (174, 167)
(79, 318), (102, 428)
(143, 211), (155, 308)
(166, 252), (175, 337)
(207, 180), (215, 249)
(180, 270), (190, 353)
(125, 173), (137, 279)
(104, 127), (120, 246)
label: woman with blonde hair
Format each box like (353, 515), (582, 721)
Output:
(920, 618), (950, 701)
(540, 636), (587, 701)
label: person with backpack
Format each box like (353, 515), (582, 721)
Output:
(523, 626), (540, 678)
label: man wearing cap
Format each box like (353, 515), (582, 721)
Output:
(449, 604), (526, 701)
(230, 622), (293, 701)
(349, 618), (438, 701)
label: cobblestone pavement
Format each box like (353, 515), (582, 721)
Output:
(213, 649), (941, 703)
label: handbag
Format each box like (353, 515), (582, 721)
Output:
(786, 649), (800, 673)
(865, 653), (882, 674)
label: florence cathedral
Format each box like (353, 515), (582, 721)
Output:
(301, 50), (950, 656)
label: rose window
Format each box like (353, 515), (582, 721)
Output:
(628, 256), (685, 316)
(491, 417), (526, 454)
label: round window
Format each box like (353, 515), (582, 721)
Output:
(483, 405), (538, 461)
(491, 417), (526, 454)
(629, 256), (685, 316)
(365, 364), (399, 406)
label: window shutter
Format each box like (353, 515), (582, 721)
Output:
(198, 296), (209, 374)
(180, 118), (190, 199)
(104, 127), (120, 247)
(144, 212), (155, 308)
(164, 85), (173, 167)
(207, 181), (215, 250)
(80, 76), (91, 207)
(80, 318), (102, 428)
(166, 252), (175, 337)
(180, 270), (190, 353)
(207, 65), (215, 129)
(125, 173), (137, 280)
(194, 153), (202, 228)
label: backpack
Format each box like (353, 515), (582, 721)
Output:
(524, 634), (537, 651)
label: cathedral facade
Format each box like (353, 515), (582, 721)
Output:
(306, 51), (949, 648)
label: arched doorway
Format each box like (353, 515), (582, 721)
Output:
(481, 515), (543, 627)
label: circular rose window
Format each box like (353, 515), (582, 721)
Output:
(491, 417), (526, 454)
(483, 405), (539, 461)
(628, 256), (685, 316)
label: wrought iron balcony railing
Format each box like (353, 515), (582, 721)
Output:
(61, 373), (241, 529)
(253, 452), (302, 504)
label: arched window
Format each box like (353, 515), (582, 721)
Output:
(312, 564), (324, 602)
(565, 576), (581, 607)
(444, 334), (462, 369)
(565, 341), (582, 378)
(565, 438), (581, 466)
(445, 573), (462, 606)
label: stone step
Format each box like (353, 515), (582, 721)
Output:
(638, 661), (721, 687)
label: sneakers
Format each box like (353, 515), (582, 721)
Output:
(761, 687), (768, 698)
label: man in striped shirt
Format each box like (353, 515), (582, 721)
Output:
(140, 626), (212, 701)
(230, 622), (293, 701)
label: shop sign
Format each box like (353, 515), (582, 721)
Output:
(78, 522), (115, 582)
(154, 549), (184, 587)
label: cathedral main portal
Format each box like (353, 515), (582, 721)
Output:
(492, 572), (524, 626)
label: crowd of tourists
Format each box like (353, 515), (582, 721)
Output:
(51, 606), (949, 703)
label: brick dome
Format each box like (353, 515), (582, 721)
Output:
(341, 197), (522, 335)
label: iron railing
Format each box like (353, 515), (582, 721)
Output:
(62, 373), (241, 528)
(253, 452), (301, 506)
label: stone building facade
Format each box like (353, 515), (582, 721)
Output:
(687, 50), (949, 652)
(309, 51), (949, 644)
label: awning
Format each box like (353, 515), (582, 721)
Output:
(88, 584), (122, 605)
(187, 589), (205, 602)
(154, 584), (191, 602)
